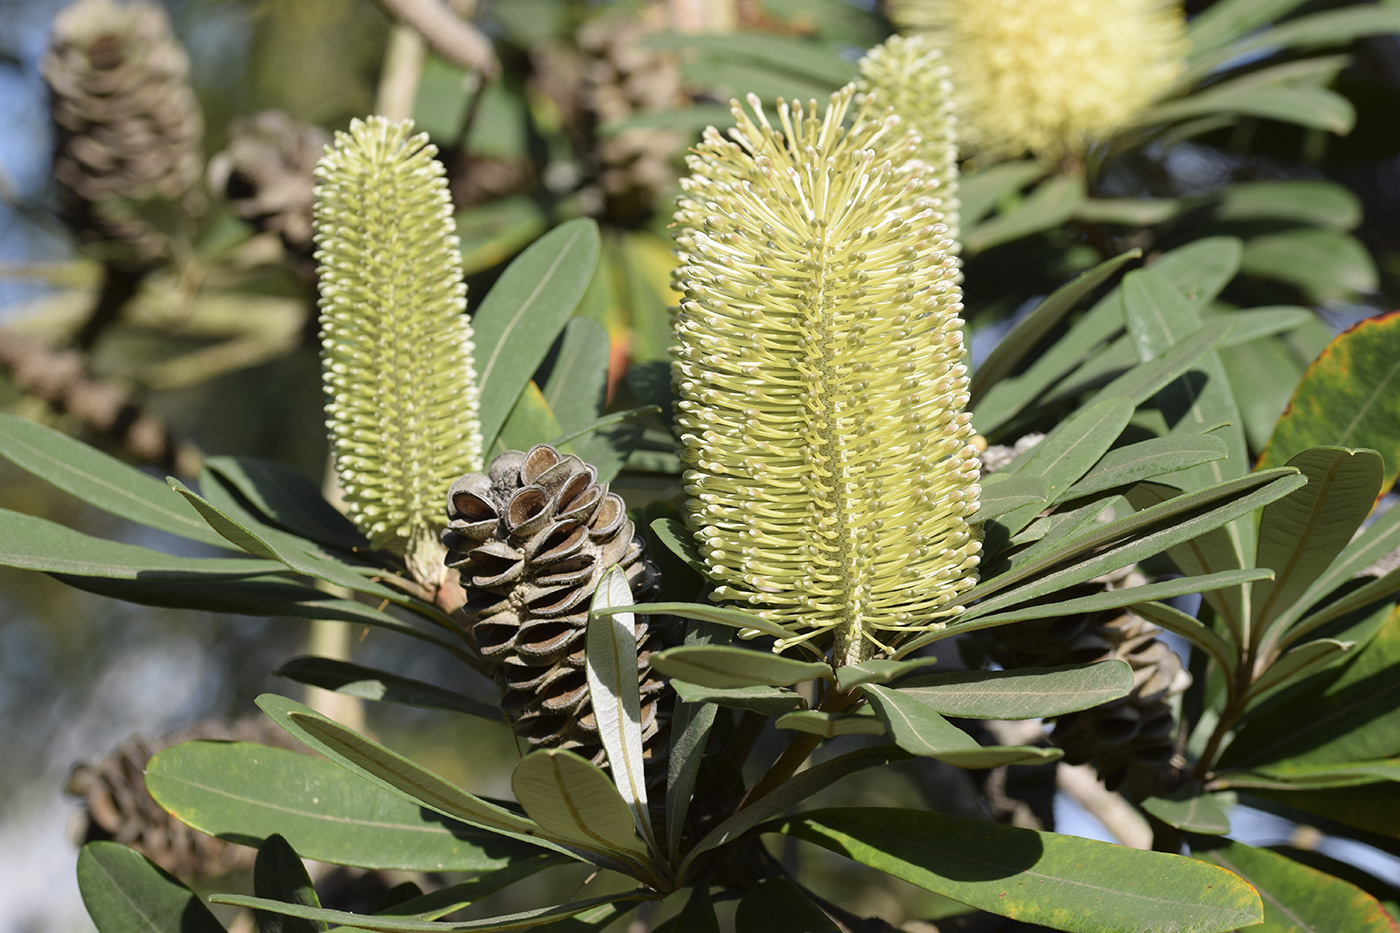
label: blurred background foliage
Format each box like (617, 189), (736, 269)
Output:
(1, 0), (1399, 929)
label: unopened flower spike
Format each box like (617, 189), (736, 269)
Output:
(314, 116), (483, 584)
(671, 86), (981, 667)
(887, 0), (1187, 162)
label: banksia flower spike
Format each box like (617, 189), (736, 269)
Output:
(672, 86), (981, 667)
(887, 0), (1187, 162)
(315, 116), (483, 584)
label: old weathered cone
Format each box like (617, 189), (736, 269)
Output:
(443, 444), (669, 767)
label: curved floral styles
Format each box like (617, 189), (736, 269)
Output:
(671, 86), (981, 665)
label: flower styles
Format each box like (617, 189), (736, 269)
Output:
(671, 86), (981, 665)
(315, 116), (483, 582)
(888, 0), (1187, 162)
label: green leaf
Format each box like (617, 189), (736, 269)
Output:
(735, 878), (840, 933)
(834, 657), (940, 691)
(585, 566), (656, 854)
(649, 645), (831, 689)
(1241, 758), (1400, 790)
(474, 218), (602, 447)
(145, 741), (539, 871)
(326, 859), (566, 923)
(597, 601), (804, 649)
(1140, 788), (1232, 835)
(1244, 782), (1400, 842)
(1217, 180), (1362, 230)
(0, 412), (230, 548)
(511, 750), (649, 864)
(0, 507), (280, 578)
(781, 808), (1262, 933)
(969, 250), (1140, 405)
(670, 680), (806, 715)
(965, 173), (1085, 254)
(975, 474), (1048, 523)
(204, 457), (366, 551)
(1060, 434), (1229, 500)
(1185, 0), (1311, 54)
(1093, 320), (1234, 411)
(540, 312), (608, 436)
(669, 886), (721, 933)
(1233, 7), (1400, 59)
(1148, 237), (1244, 310)
(649, 519), (709, 579)
(1277, 497), (1400, 637)
(1142, 83), (1355, 135)
(862, 685), (1061, 767)
(890, 662), (1134, 720)
(1253, 636), (1358, 706)
(212, 892), (644, 933)
(1266, 847), (1400, 924)
(1242, 230), (1379, 304)
(492, 382), (567, 458)
(274, 657), (502, 720)
(255, 694), (592, 862)
(957, 161), (1045, 227)
(254, 834), (325, 933)
(1253, 448), (1384, 631)
(1131, 600), (1236, 676)
(77, 842), (226, 933)
(775, 710), (886, 738)
(1280, 565), (1400, 647)
(1074, 198), (1182, 226)
(1212, 307), (1315, 348)
(1192, 839), (1398, 933)
(1259, 311), (1400, 495)
(666, 624), (727, 864)
(677, 746), (908, 881)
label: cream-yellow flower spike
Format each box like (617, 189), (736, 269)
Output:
(671, 87), (981, 666)
(889, 0), (1187, 162)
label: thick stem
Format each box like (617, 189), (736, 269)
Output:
(737, 686), (856, 808)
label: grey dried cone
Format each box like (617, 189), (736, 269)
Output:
(991, 565), (1191, 799)
(208, 110), (330, 259)
(444, 444), (669, 767)
(67, 716), (300, 878)
(576, 14), (684, 226)
(43, 0), (203, 263)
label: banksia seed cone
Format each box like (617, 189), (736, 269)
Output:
(577, 14), (684, 226)
(43, 0), (203, 261)
(444, 445), (668, 765)
(672, 86), (979, 666)
(67, 717), (299, 878)
(315, 116), (483, 583)
(991, 565), (1190, 799)
(209, 110), (330, 259)
(887, 0), (1186, 161)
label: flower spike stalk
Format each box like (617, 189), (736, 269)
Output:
(314, 116), (483, 584)
(671, 84), (981, 667)
(887, 0), (1186, 162)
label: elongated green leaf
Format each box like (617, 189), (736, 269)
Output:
(1185, 0), (1310, 54)
(329, 859), (566, 923)
(735, 879), (840, 933)
(1140, 788), (1231, 835)
(1234, 7), (1400, 59)
(146, 741), (540, 871)
(781, 808), (1263, 933)
(474, 219), (602, 446)
(77, 842), (226, 933)
(1060, 434), (1229, 500)
(1243, 229), (1378, 304)
(890, 661), (1133, 720)
(650, 518), (708, 578)
(1281, 566), (1400, 646)
(834, 657), (940, 691)
(1242, 758), (1400, 790)
(954, 160), (1045, 227)
(1212, 307), (1314, 347)
(975, 474), (1048, 522)
(1145, 237), (1242, 311)
(1142, 83), (1355, 134)
(1285, 495), (1400, 630)
(1217, 180), (1362, 230)
(666, 623), (727, 864)
(1259, 311), (1400, 494)
(540, 317), (608, 437)
(650, 646), (831, 689)
(597, 602), (805, 651)
(1074, 198), (1181, 226)
(254, 834), (326, 933)
(0, 507), (279, 578)
(670, 680), (805, 715)
(970, 250), (1140, 404)
(274, 657), (501, 720)
(204, 456), (366, 551)
(863, 685), (1061, 767)
(1131, 600), (1236, 675)
(669, 886), (720, 933)
(255, 695), (592, 862)
(212, 891), (643, 933)
(678, 746), (908, 881)
(1093, 320), (1234, 409)
(491, 381), (567, 458)
(1266, 847), (1400, 923)
(965, 174), (1084, 254)
(1221, 612), (1400, 771)
(585, 566), (655, 853)
(1255, 448), (1382, 631)
(774, 710), (886, 738)
(1250, 638), (1355, 704)
(1192, 839), (1397, 933)
(511, 750), (649, 863)
(1245, 782), (1400, 842)
(0, 412), (230, 548)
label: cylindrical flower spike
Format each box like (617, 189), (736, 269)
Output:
(314, 116), (484, 583)
(671, 86), (981, 666)
(887, 0), (1187, 162)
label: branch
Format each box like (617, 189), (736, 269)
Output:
(372, 0), (499, 78)
(0, 327), (201, 477)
